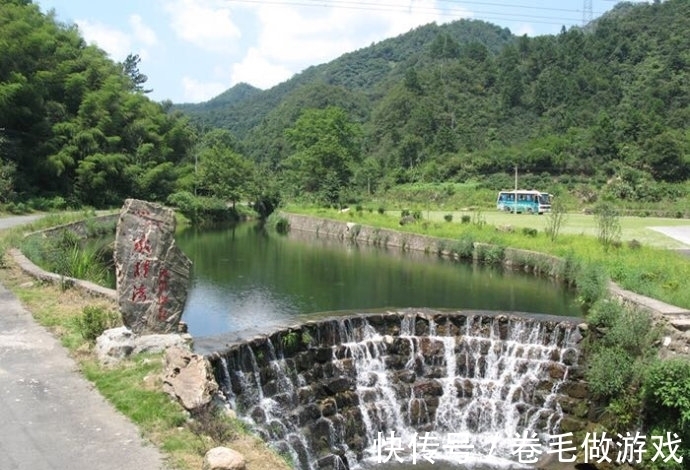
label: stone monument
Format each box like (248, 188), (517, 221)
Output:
(114, 199), (192, 334)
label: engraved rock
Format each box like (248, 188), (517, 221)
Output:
(114, 199), (192, 334)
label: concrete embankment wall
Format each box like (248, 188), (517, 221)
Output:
(283, 213), (567, 278)
(281, 212), (690, 321)
(11, 214), (118, 300)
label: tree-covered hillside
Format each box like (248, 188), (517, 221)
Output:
(176, 19), (514, 139)
(182, 0), (690, 209)
(2, 0), (689, 215)
(0, 0), (196, 207)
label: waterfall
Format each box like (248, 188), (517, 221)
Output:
(211, 310), (580, 470)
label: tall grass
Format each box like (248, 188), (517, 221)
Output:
(20, 233), (114, 288)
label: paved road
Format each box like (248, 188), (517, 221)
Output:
(0, 214), (44, 230)
(649, 226), (690, 246)
(0, 215), (166, 470)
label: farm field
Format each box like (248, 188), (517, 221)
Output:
(419, 210), (690, 249)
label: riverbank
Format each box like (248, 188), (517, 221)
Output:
(279, 210), (690, 354)
(279, 207), (690, 312)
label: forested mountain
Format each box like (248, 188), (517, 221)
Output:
(175, 82), (261, 113)
(175, 19), (514, 139)
(1, 0), (689, 213)
(182, 0), (690, 205)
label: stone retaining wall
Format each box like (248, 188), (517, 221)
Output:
(11, 214), (118, 300)
(208, 309), (589, 470)
(282, 212), (690, 319)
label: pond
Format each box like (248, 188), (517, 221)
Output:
(176, 222), (581, 339)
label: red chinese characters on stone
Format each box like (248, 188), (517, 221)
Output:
(133, 234), (152, 255)
(134, 259), (151, 278)
(131, 284), (147, 302)
(156, 268), (171, 320)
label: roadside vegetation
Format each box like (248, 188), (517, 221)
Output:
(0, 219), (290, 470)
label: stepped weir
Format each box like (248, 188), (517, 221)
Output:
(207, 309), (583, 470)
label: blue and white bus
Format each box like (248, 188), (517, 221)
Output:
(496, 190), (551, 214)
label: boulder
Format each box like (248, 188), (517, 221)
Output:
(114, 199), (192, 334)
(163, 345), (219, 411)
(95, 326), (191, 366)
(202, 447), (246, 470)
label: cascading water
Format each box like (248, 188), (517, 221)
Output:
(210, 310), (581, 470)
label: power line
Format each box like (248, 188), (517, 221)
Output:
(228, 0), (593, 27)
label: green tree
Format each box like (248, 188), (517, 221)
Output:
(121, 53), (152, 93)
(544, 197), (567, 242)
(283, 106), (361, 204)
(197, 146), (254, 208)
(595, 201), (622, 250)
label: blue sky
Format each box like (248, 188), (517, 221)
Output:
(36, 0), (630, 104)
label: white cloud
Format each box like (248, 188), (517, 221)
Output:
(130, 14), (157, 46)
(230, 48), (294, 90)
(76, 19), (131, 60)
(181, 76), (229, 103)
(164, 0), (241, 52)
(76, 15), (158, 62)
(513, 23), (536, 37)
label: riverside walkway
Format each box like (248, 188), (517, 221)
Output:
(0, 215), (166, 470)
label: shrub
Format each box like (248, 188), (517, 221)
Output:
(274, 217), (290, 234)
(472, 208), (486, 227)
(575, 261), (608, 309)
(401, 209), (410, 217)
(476, 244), (504, 264)
(188, 406), (240, 445)
(586, 346), (634, 399)
(628, 239), (642, 250)
(461, 215), (471, 224)
(604, 308), (657, 357)
(587, 298), (623, 329)
(644, 358), (690, 427)
(443, 214), (453, 222)
(412, 210), (422, 220)
(544, 197), (567, 242)
(377, 207), (385, 214)
(521, 227), (538, 237)
(595, 202), (621, 250)
(355, 204), (363, 212)
(453, 235), (475, 260)
(76, 305), (118, 342)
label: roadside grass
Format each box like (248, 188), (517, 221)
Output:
(285, 205), (690, 309)
(0, 223), (291, 470)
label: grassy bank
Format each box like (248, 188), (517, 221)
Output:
(0, 215), (290, 470)
(284, 205), (690, 310)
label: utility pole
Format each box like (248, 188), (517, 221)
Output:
(582, 0), (593, 26)
(514, 165), (518, 215)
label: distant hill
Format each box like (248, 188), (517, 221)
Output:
(178, 0), (690, 195)
(175, 19), (515, 139)
(174, 82), (261, 112)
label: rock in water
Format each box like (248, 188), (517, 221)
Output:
(114, 199), (192, 334)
